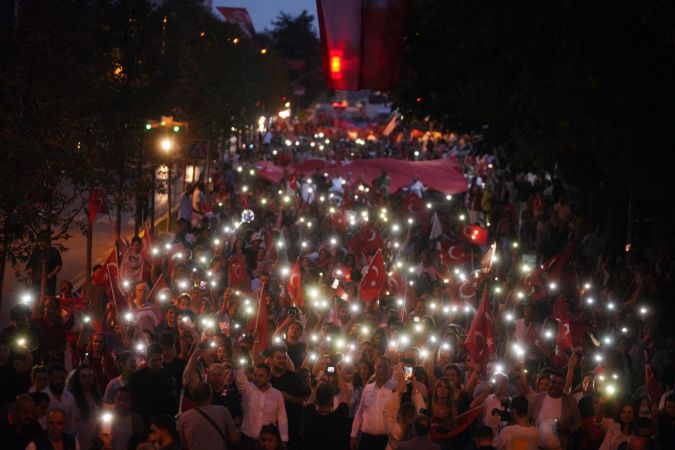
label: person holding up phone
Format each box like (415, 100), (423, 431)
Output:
(383, 362), (427, 450)
(302, 364), (352, 450)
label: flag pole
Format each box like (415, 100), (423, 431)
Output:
(254, 281), (265, 334)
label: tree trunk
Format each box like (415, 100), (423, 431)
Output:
(150, 169), (156, 232)
(86, 220), (93, 282)
(115, 202), (122, 237)
(39, 255), (47, 316)
(0, 247), (6, 315)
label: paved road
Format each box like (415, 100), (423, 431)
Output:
(0, 178), (182, 327)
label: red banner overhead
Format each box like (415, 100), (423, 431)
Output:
(316, 0), (408, 90)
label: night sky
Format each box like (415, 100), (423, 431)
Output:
(213, 0), (318, 33)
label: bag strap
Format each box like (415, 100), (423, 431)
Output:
(194, 407), (228, 445)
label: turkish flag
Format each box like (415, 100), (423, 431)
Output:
(541, 242), (575, 282)
(359, 249), (387, 303)
(332, 264), (352, 283)
(518, 270), (548, 302)
(131, 306), (162, 331)
(458, 224), (488, 246)
(464, 288), (495, 365)
(431, 404), (484, 441)
(87, 187), (108, 224)
(141, 223), (155, 263)
(348, 224), (384, 257)
(92, 247), (117, 287)
(401, 193), (428, 223)
(523, 322), (548, 355)
(287, 260), (304, 307)
(455, 270), (489, 305)
(552, 296), (574, 352)
(59, 297), (89, 315)
(326, 208), (347, 233)
(387, 267), (405, 297)
(228, 261), (251, 291)
(444, 242), (469, 267)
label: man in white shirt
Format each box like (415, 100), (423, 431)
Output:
(26, 408), (80, 450)
(528, 371), (581, 450)
(42, 364), (76, 433)
(483, 373), (510, 435)
(236, 362), (288, 449)
(494, 395), (539, 450)
(513, 304), (536, 343)
(407, 175), (426, 198)
(350, 357), (394, 450)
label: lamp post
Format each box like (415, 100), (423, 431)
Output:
(160, 137), (173, 231)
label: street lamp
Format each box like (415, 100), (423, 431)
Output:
(160, 137), (174, 231)
(160, 137), (173, 153)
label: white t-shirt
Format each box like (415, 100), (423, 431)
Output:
(494, 424), (539, 450)
(120, 247), (144, 283)
(330, 177), (345, 193)
(536, 395), (562, 449)
(483, 394), (505, 434)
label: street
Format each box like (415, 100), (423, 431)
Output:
(0, 178), (182, 327)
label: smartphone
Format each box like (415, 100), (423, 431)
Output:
(101, 412), (113, 434)
(327, 366), (336, 374)
(199, 281), (207, 290)
(404, 366), (413, 382)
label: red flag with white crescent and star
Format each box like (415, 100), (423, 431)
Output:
(287, 260), (304, 307)
(401, 193), (429, 223)
(228, 260), (251, 291)
(552, 296), (574, 352)
(540, 242), (575, 282)
(444, 242), (470, 267)
(464, 287), (495, 365)
(87, 187), (109, 224)
(348, 224), (385, 257)
(458, 224), (489, 246)
(359, 249), (387, 303)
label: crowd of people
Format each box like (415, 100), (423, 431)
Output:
(1, 126), (674, 450)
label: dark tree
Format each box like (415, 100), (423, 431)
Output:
(392, 0), (675, 245)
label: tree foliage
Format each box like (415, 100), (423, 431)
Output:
(393, 0), (675, 203)
(263, 10), (323, 108)
(0, 0), (287, 306)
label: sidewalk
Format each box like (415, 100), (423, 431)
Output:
(0, 179), (182, 327)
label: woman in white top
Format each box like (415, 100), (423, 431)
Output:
(596, 400), (636, 450)
(384, 375), (426, 450)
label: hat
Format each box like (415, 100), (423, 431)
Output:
(250, 232), (262, 242)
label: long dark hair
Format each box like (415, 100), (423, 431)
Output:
(68, 364), (102, 419)
(353, 359), (374, 390)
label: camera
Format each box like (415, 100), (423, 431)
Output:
(491, 398), (512, 422)
(327, 366), (335, 374)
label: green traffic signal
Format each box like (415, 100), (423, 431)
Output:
(145, 123), (152, 130)
(173, 126), (180, 132)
